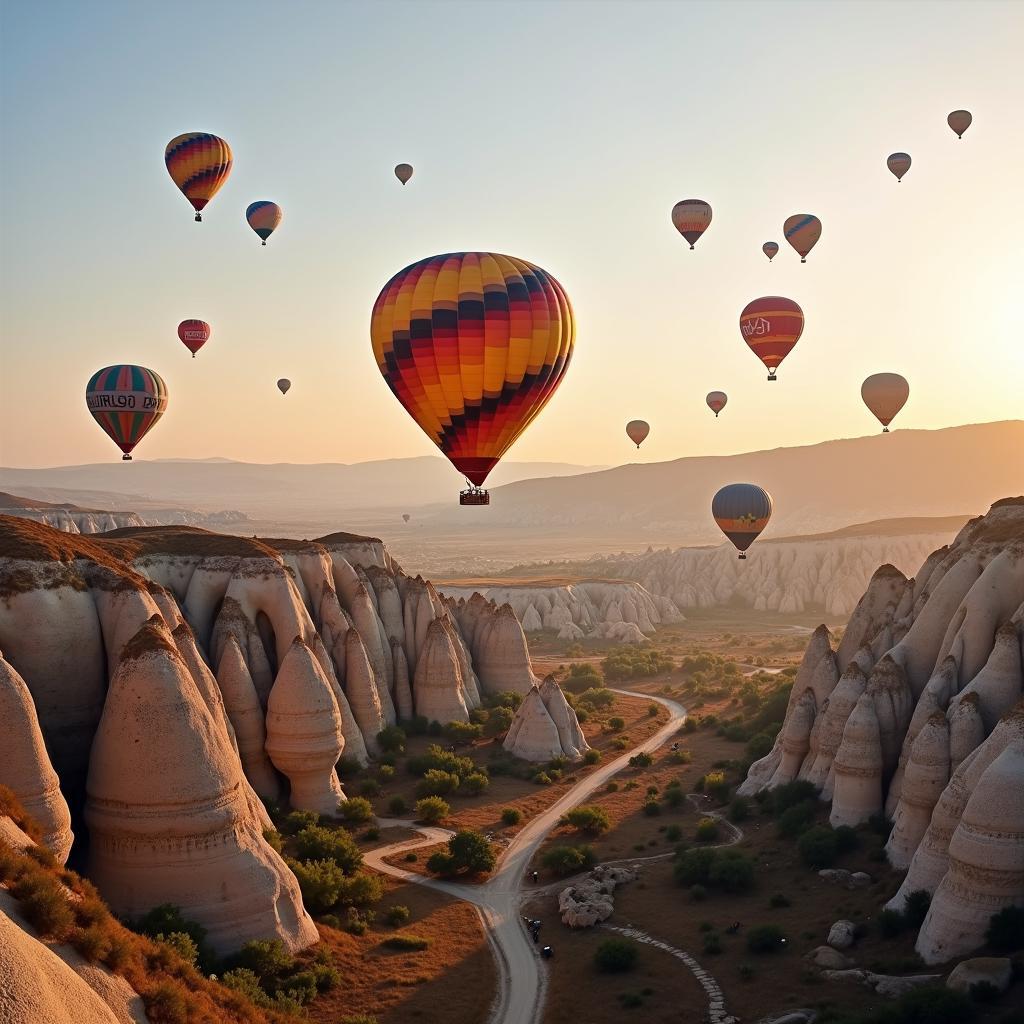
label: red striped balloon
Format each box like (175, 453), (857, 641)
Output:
(177, 319), (210, 358)
(739, 297), (804, 381)
(671, 200), (712, 249)
(86, 365), (168, 460)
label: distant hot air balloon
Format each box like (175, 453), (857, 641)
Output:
(177, 319), (210, 358)
(246, 201), (282, 245)
(86, 365), (168, 461)
(277, 378), (291, 395)
(887, 153), (912, 182)
(671, 200), (712, 250)
(861, 373), (909, 432)
(626, 420), (650, 448)
(712, 483), (773, 559)
(403, 513), (411, 523)
(783, 215), (821, 263)
(947, 110), (972, 139)
(762, 242), (779, 262)
(706, 391), (727, 418)
(395, 163), (414, 185)
(165, 133), (232, 222)
(739, 296), (804, 381)
(371, 252), (574, 506)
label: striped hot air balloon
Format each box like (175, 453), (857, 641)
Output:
(86, 365), (168, 460)
(177, 319), (210, 358)
(712, 483), (773, 559)
(762, 242), (779, 262)
(371, 252), (574, 505)
(626, 420), (650, 448)
(783, 214), (821, 263)
(706, 391), (727, 417)
(739, 296), (804, 381)
(395, 163), (414, 184)
(165, 133), (232, 222)
(887, 153), (912, 182)
(947, 110), (972, 139)
(671, 200), (713, 249)
(861, 373), (909, 432)
(246, 201), (283, 245)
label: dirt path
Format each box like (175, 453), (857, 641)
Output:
(366, 687), (687, 1024)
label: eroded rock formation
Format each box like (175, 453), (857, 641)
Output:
(504, 680), (589, 762)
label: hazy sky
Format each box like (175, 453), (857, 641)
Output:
(1, 0), (1021, 471)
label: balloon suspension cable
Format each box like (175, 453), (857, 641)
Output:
(195, 213), (202, 222)
(122, 454), (132, 461)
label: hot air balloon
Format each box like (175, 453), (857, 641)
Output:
(165, 133), (232, 222)
(947, 110), (972, 139)
(887, 153), (912, 182)
(246, 201), (282, 245)
(762, 242), (779, 262)
(395, 163), (414, 185)
(371, 252), (574, 506)
(671, 200), (712, 250)
(626, 420), (650, 448)
(277, 378), (291, 395)
(86, 365), (168, 461)
(784, 215), (821, 263)
(739, 296), (804, 381)
(706, 391), (727, 418)
(712, 483), (773, 559)
(403, 513), (411, 523)
(177, 319), (210, 358)
(861, 373), (909, 432)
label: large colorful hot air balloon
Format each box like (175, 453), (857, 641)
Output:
(762, 242), (779, 262)
(395, 163), (414, 185)
(177, 319), (210, 358)
(626, 420), (650, 448)
(887, 153), (912, 182)
(861, 373), (909, 432)
(86, 365), (168, 461)
(371, 252), (574, 506)
(277, 378), (291, 395)
(712, 483), (773, 559)
(246, 201), (282, 245)
(165, 133), (232, 222)
(671, 200), (712, 250)
(783, 215), (821, 263)
(706, 391), (727, 418)
(947, 110), (972, 139)
(739, 296), (804, 381)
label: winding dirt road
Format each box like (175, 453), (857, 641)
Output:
(365, 688), (687, 1024)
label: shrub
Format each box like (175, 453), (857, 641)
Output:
(903, 889), (931, 929)
(663, 787), (685, 808)
(986, 905), (1024, 954)
(696, 818), (720, 842)
(416, 769), (461, 798)
(594, 937), (638, 973)
(403, 853), (416, 863)
(388, 796), (408, 816)
(608, 716), (626, 731)
(601, 647), (674, 681)
(667, 749), (692, 764)
(383, 934), (429, 951)
(884, 986), (975, 1024)
(533, 772), (553, 785)
(444, 720), (483, 744)
(462, 772), (490, 796)
(709, 850), (755, 893)
(144, 980), (191, 1023)
(562, 805), (611, 834)
(288, 858), (347, 914)
(542, 845), (596, 877)
(683, 718), (698, 734)
(501, 807), (522, 826)
(674, 847), (718, 886)
(768, 780), (818, 816)
(606, 781), (619, 793)
(583, 748), (601, 765)
(777, 801), (816, 838)
(263, 828), (283, 852)
(648, 703), (660, 717)
(703, 772), (730, 803)
(665, 824), (683, 842)
(867, 811), (893, 839)
(629, 752), (654, 769)
(643, 799), (661, 817)
(577, 687), (615, 710)
(221, 968), (269, 1006)
(407, 744), (477, 780)
(690, 884), (707, 902)
(415, 796), (450, 823)
(563, 663), (603, 693)
(13, 874), (74, 939)
(340, 797), (375, 824)
(446, 830), (497, 875)
(233, 937), (295, 983)
(482, 706), (515, 736)
(154, 931), (199, 966)
(426, 852), (455, 875)
(769, 893), (791, 909)
(385, 905), (411, 927)
(345, 907), (373, 935)
(135, 903), (208, 959)
(729, 797), (750, 822)
(336, 871), (385, 907)
(295, 825), (363, 873)
(359, 779), (382, 798)
(833, 824), (859, 854)
(377, 764), (395, 781)
(746, 925), (786, 953)
(703, 932), (722, 954)
(797, 825), (839, 868)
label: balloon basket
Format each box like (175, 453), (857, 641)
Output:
(738, 553), (747, 560)
(767, 373), (777, 381)
(122, 454), (132, 461)
(194, 213), (202, 222)
(460, 488), (490, 506)
(262, 240), (267, 246)
(883, 427), (890, 433)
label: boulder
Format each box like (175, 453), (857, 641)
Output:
(805, 945), (853, 969)
(945, 957), (1012, 994)
(827, 920), (857, 949)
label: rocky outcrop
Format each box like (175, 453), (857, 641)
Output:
(539, 676), (590, 759)
(464, 602), (536, 696)
(413, 618), (470, 724)
(503, 687), (564, 762)
(830, 693), (884, 827)
(945, 957), (1013, 994)
(557, 864), (638, 927)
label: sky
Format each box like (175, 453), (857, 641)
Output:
(1, 0), (1022, 471)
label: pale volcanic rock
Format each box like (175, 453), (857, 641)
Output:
(947, 622), (1022, 732)
(837, 566), (909, 670)
(0, 655), (73, 862)
(864, 655), (914, 779)
(472, 602), (537, 696)
(802, 664), (868, 799)
(945, 958), (1013, 995)
(391, 639), (414, 721)
(830, 693), (884, 827)
(948, 692), (986, 774)
(589, 621), (647, 644)
(85, 622), (317, 956)
(265, 638), (346, 814)
(210, 596), (276, 708)
(344, 629), (388, 755)
(827, 920), (857, 949)
(557, 864), (638, 928)
(521, 605), (543, 632)
(915, 741), (1024, 964)
(413, 618), (470, 723)
(885, 712), (950, 870)
(768, 689), (816, 789)
(539, 676), (590, 760)
(216, 635), (280, 801)
(503, 686), (564, 762)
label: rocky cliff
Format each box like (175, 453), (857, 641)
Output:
(737, 498), (1024, 964)
(0, 518), (537, 955)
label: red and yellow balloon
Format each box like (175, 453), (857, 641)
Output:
(739, 297), (804, 381)
(165, 133), (232, 222)
(86, 365), (168, 460)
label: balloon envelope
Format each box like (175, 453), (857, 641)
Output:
(371, 252), (574, 488)
(671, 200), (712, 249)
(277, 378), (291, 395)
(762, 242), (779, 262)
(86, 364), (168, 460)
(947, 110), (972, 138)
(402, 513), (411, 523)
(395, 163), (414, 184)
(177, 319), (210, 357)
(783, 215), (821, 262)
(887, 153), (912, 182)
(861, 372), (909, 431)
(246, 201), (282, 244)
(706, 391), (727, 417)
(712, 483), (773, 556)
(739, 296), (804, 379)
(626, 420), (650, 447)
(165, 133), (232, 221)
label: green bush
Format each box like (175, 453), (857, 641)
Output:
(665, 824), (683, 842)
(383, 933), (429, 951)
(776, 801), (816, 838)
(288, 858), (348, 914)
(407, 744), (477, 780)
(533, 771), (553, 785)
(377, 725), (406, 753)
(674, 847), (718, 886)
(542, 844), (596, 877)
(703, 932), (722, 954)
(339, 797), (375, 824)
(135, 904), (209, 964)
(263, 828), (283, 853)
(427, 830), (496, 876)
(608, 716), (626, 731)
(689, 884), (707, 902)
(416, 769), (462, 798)
(696, 818), (720, 842)
(629, 752), (654, 769)
(153, 931), (199, 967)
(576, 687), (616, 710)
(746, 925), (786, 953)
(562, 805), (611, 834)
(703, 771), (730, 803)
(444, 720), (483, 744)
(232, 938), (295, 983)
(985, 905), (1024, 954)
(388, 796), (408, 815)
(426, 852), (455, 875)
(601, 647), (674, 681)
(415, 796), (450, 823)
(683, 718), (698, 734)
(594, 937), (639, 973)
(295, 825), (363, 873)
(667, 749), (693, 764)
(583, 748), (601, 765)
(563, 663), (603, 693)
(385, 905), (411, 926)
(482, 706), (514, 736)
(797, 825), (838, 868)
(729, 797), (750, 822)
(708, 851), (755, 892)
(903, 889), (931, 929)
(663, 787), (685, 808)
(833, 825), (859, 854)
(501, 807), (522, 826)
(462, 772), (490, 796)
(643, 798), (661, 817)
(768, 780), (818, 816)
(359, 779), (382, 798)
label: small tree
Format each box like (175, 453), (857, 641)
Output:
(501, 808), (522, 826)
(339, 797), (375, 824)
(985, 905), (1024, 954)
(462, 772), (490, 796)
(696, 818), (720, 842)
(797, 825), (838, 868)
(542, 845), (596, 877)
(608, 716), (626, 731)
(562, 805), (611, 834)
(746, 925), (786, 953)
(594, 938), (638, 973)
(415, 796), (450, 824)
(295, 825), (363, 874)
(446, 830), (496, 875)
(376, 725), (407, 753)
